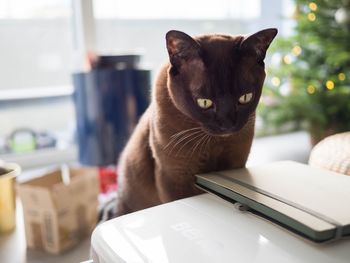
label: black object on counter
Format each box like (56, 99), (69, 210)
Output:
(73, 55), (150, 166)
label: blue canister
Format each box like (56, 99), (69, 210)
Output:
(73, 56), (150, 166)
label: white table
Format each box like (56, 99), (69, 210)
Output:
(91, 194), (350, 263)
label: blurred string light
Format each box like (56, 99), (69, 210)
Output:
(338, 73), (346, 81)
(326, 80), (335, 90)
(283, 55), (292, 64)
(308, 2), (318, 11)
(271, 77), (280, 86)
(307, 85), (316, 94)
(292, 45), (302, 56)
(308, 12), (316, 21)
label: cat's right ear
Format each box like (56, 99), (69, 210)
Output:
(166, 30), (201, 70)
(240, 28), (278, 61)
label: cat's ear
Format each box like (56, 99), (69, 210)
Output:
(241, 28), (278, 60)
(166, 30), (201, 69)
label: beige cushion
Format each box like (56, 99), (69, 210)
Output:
(309, 132), (350, 176)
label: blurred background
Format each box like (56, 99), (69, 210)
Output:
(0, 0), (349, 262)
(0, 0), (292, 169)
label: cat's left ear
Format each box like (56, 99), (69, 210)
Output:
(241, 28), (278, 60)
(166, 30), (201, 69)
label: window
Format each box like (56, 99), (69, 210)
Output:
(94, 0), (261, 20)
(0, 0), (72, 90)
(92, 0), (282, 69)
(0, 0), (75, 160)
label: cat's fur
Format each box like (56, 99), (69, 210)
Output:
(116, 29), (277, 216)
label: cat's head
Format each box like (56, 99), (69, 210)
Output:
(165, 28), (277, 135)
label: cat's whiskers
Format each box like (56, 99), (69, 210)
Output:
(170, 127), (201, 140)
(189, 133), (213, 158)
(175, 131), (205, 157)
(165, 115), (256, 156)
(164, 127), (201, 151)
(170, 130), (202, 149)
(190, 133), (208, 157)
(166, 129), (203, 155)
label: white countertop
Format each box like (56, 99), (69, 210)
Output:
(92, 194), (350, 263)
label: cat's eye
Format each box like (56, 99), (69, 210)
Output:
(197, 98), (213, 109)
(238, 92), (253, 104)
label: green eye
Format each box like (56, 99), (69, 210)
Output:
(197, 98), (213, 109)
(239, 92), (253, 104)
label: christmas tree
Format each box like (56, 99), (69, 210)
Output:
(259, 0), (350, 144)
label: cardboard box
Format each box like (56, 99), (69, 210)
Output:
(17, 167), (99, 254)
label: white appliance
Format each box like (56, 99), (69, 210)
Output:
(91, 194), (350, 263)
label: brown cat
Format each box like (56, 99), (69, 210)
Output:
(116, 28), (277, 216)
